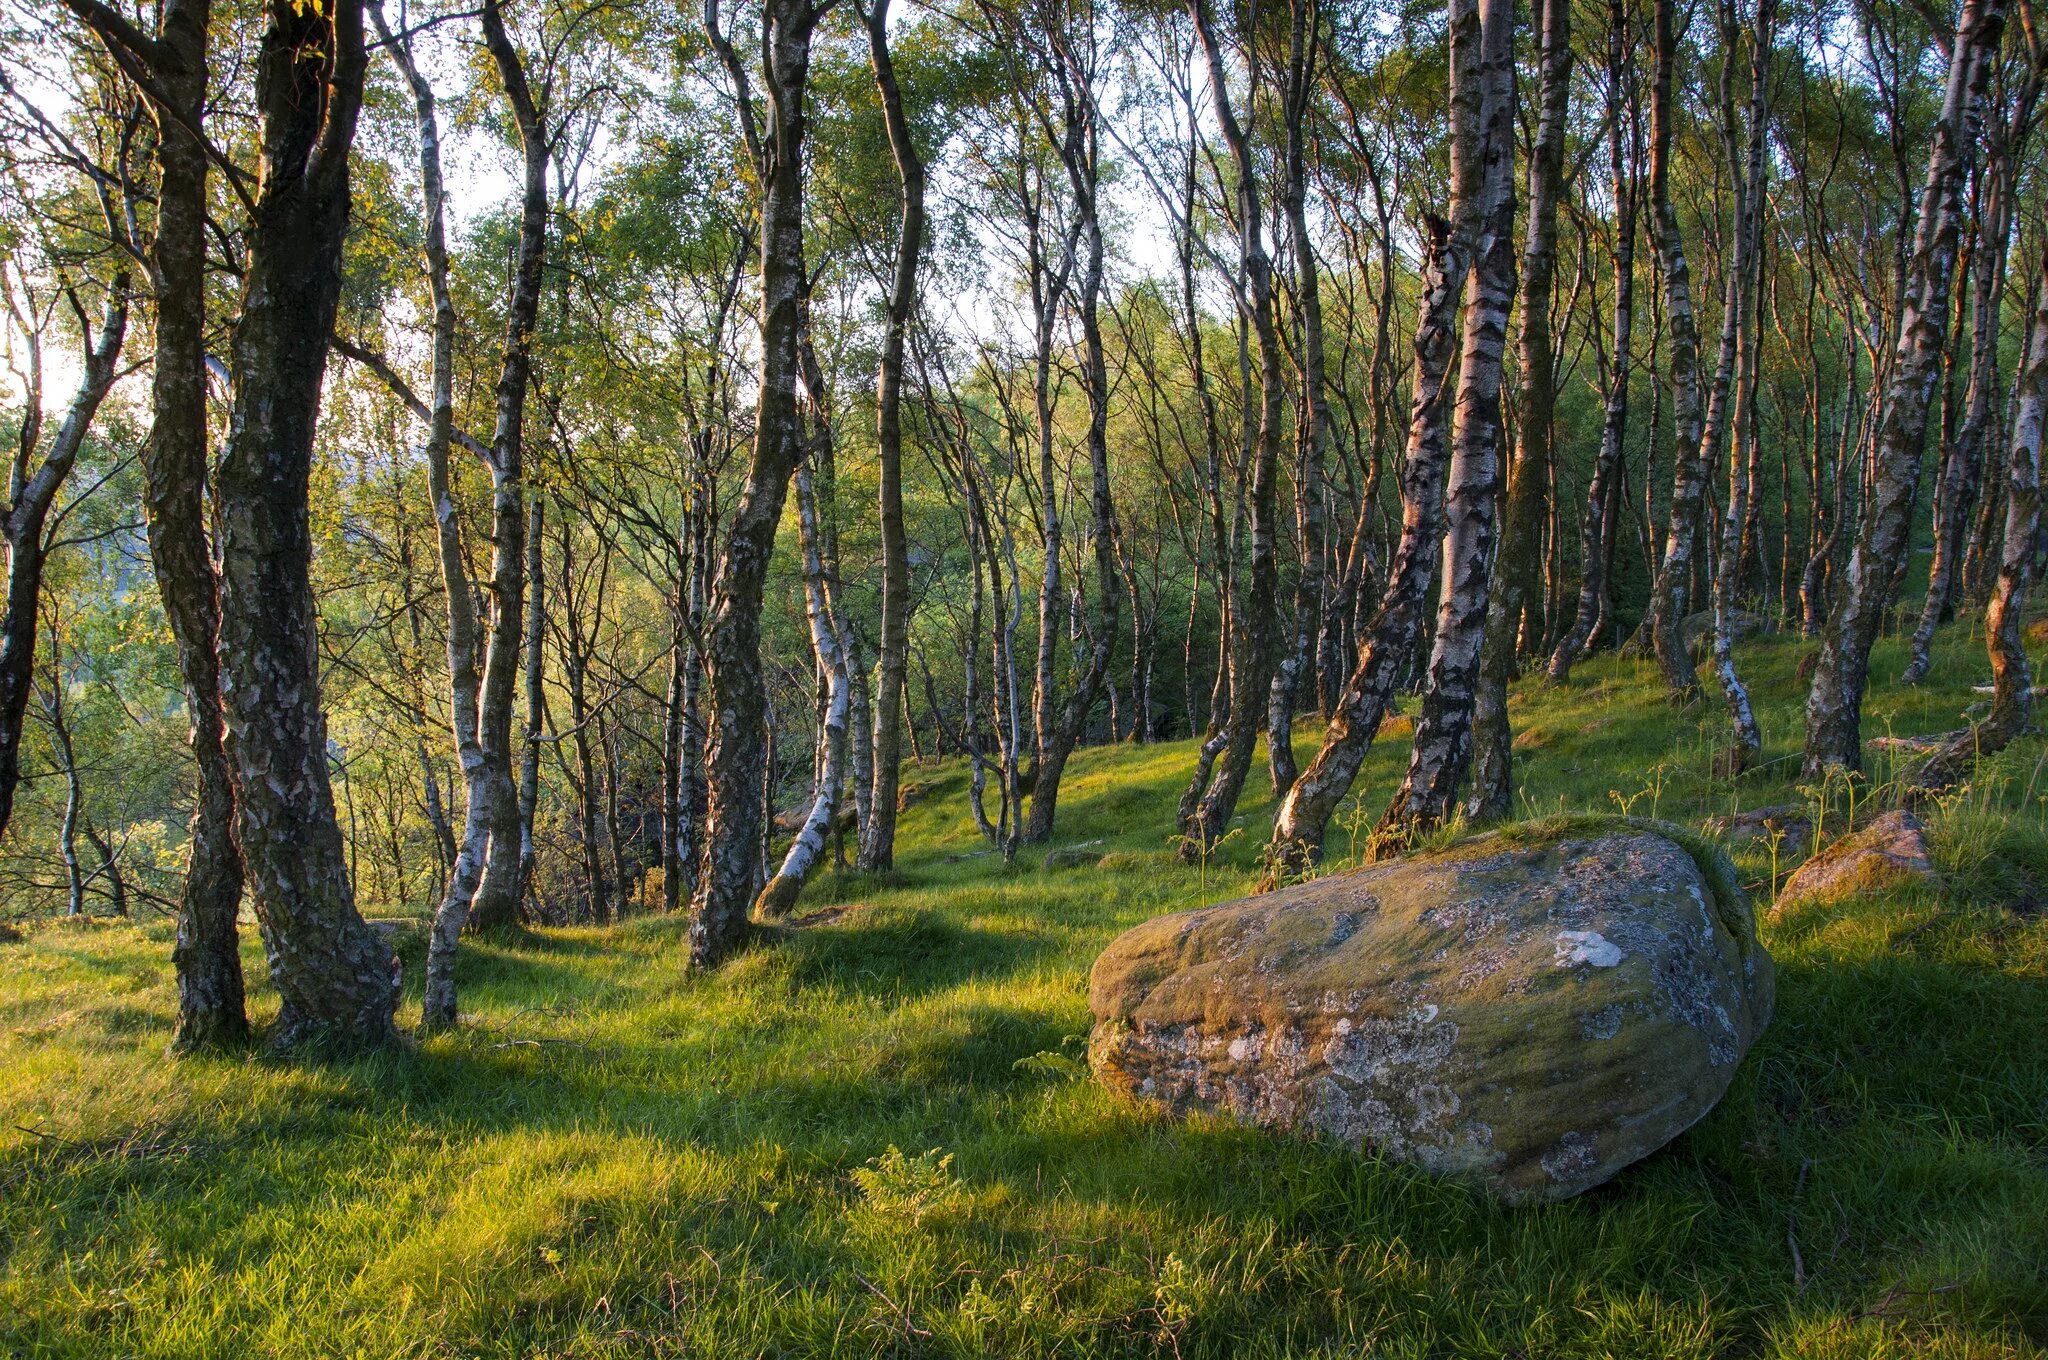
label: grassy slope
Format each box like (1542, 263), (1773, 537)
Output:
(2, 625), (2046, 1358)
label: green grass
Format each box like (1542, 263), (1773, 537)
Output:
(3, 624), (2046, 1357)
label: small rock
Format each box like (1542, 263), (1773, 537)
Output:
(1703, 804), (1812, 850)
(1683, 608), (1774, 659)
(1774, 809), (1936, 912)
(1042, 840), (1106, 871)
(1868, 733), (1955, 756)
(1088, 819), (1774, 1202)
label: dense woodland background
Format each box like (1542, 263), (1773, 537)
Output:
(0, 0), (2044, 1045)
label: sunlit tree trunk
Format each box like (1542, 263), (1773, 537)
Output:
(1469, 0), (1568, 818)
(1378, 0), (1516, 838)
(1177, 0), (1283, 859)
(1805, 0), (2008, 776)
(691, 0), (825, 968)
(211, 0), (396, 1047)
(856, 0), (924, 873)
(1263, 0), (1486, 878)
(1641, 0), (1709, 696)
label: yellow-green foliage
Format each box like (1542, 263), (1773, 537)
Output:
(1, 626), (2045, 1357)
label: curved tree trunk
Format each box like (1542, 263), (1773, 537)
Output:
(1547, 0), (1634, 685)
(1177, 0), (1283, 859)
(691, 0), (824, 968)
(1640, 0), (1709, 697)
(212, 0), (396, 1048)
(1707, 0), (1773, 774)
(1266, 0), (1329, 801)
(856, 0), (924, 874)
(1917, 253), (2048, 789)
(1469, 0), (1569, 819)
(1805, 0), (2007, 776)
(1378, 0), (1516, 838)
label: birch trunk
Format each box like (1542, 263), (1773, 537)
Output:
(1263, 0), (1489, 878)
(1903, 158), (2009, 683)
(1708, 0), (1772, 773)
(691, 0), (823, 968)
(1469, 0), (1568, 819)
(1547, 0), (1634, 684)
(1641, 0), (1709, 696)
(1177, 0), (1283, 859)
(211, 0), (397, 1047)
(1805, 0), (2007, 776)
(1266, 0), (1329, 801)
(1378, 0), (1516, 837)
(856, 0), (924, 873)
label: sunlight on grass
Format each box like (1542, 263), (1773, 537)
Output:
(2, 624), (2044, 1357)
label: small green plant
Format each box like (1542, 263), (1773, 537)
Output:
(1013, 1033), (1089, 1083)
(1168, 823), (1243, 892)
(850, 1146), (966, 1226)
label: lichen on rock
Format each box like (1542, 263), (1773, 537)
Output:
(1088, 816), (1774, 1202)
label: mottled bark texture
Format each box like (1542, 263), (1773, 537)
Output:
(1261, 0), (1485, 881)
(856, 0), (924, 873)
(1918, 254), (2048, 790)
(1641, 0), (1708, 697)
(1706, 0), (1772, 774)
(416, 0), (548, 1023)
(213, 0), (397, 1048)
(1176, 0), (1282, 860)
(1804, 0), (2007, 777)
(65, 0), (250, 1046)
(691, 0), (823, 969)
(1023, 19), (1118, 845)
(1468, 0), (1568, 821)
(1546, 0), (1634, 685)
(1378, 0), (1516, 838)
(1266, 0), (1329, 801)
(1903, 152), (2010, 684)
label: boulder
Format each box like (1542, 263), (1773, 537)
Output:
(1703, 804), (1812, 851)
(1774, 808), (1935, 912)
(1089, 819), (1774, 1202)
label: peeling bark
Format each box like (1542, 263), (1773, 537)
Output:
(1378, 0), (1516, 838)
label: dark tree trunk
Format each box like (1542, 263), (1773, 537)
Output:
(1023, 20), (1118, 845)
(1266, 0), (1329, 801)
(1641, 0), (1709, 696)
(1379, 0), (1516, 837)
(856, 0), (924, 873)
(691, 0), (824, 968)
(1469, 0), (1568, 820)
(66, 0), (255, 1046)
(211, 0), (396, 1048)
(1547, 0), (1634, 685)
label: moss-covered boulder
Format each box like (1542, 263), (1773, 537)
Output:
(1774, 808), (1935, 913)
(1088, 818), (1774, 1202)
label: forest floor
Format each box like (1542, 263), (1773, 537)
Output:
(3, 621), (2046, 1358)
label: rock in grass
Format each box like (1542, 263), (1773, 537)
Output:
(1774, 808), (1935, 913)
(1703, 804), (1812, 850)
(1682, 608), (1773, 659)
(1087, 818), (1774, 1203)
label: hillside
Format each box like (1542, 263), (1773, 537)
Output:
(3, 628), (2046, 1358)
